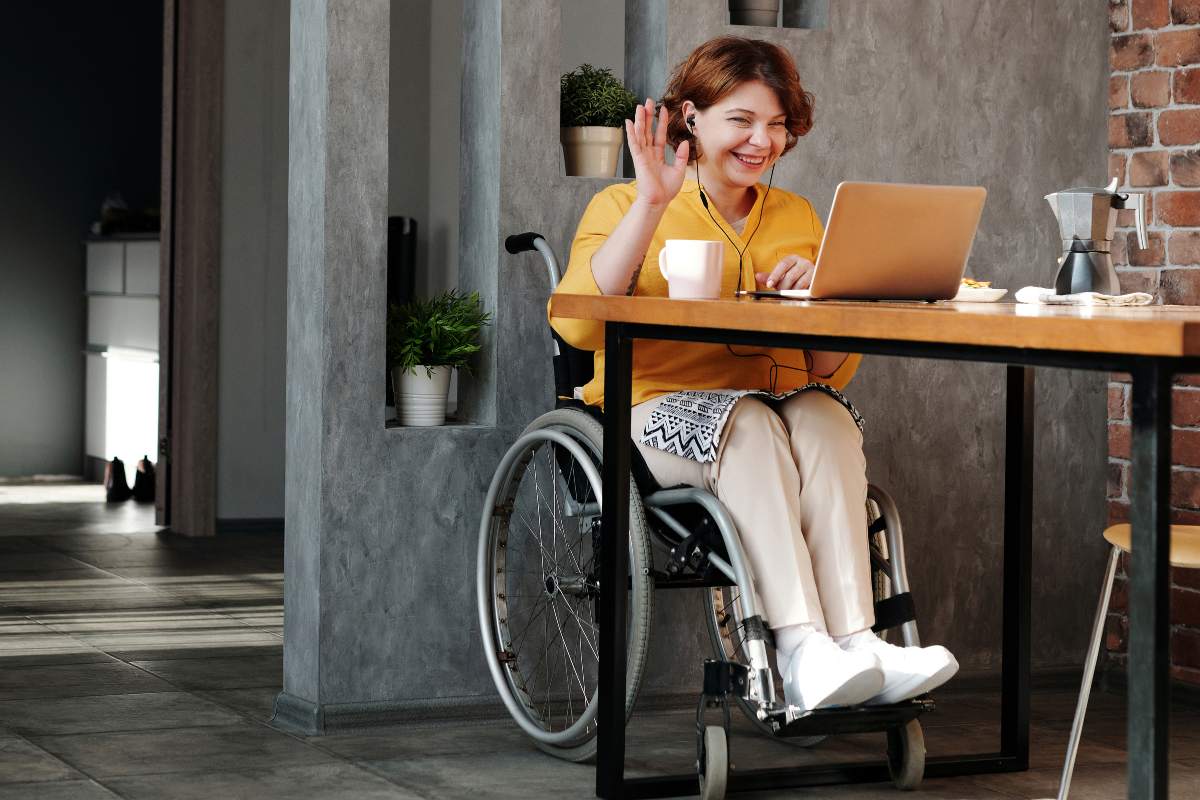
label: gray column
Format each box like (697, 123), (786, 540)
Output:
(277, 0), (390, 730)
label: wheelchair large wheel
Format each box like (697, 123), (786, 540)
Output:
(478, 408), (653, 763)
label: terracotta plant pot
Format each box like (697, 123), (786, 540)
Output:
(729, 0), (780, 26)
(561, 126), (624, 178)
(393, 365), (452, 426)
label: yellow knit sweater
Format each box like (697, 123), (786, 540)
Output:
(549, 180), (861, 408)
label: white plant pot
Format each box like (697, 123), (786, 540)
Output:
(393, 365), (453, 426)
(729, 0), (780, 26)
(561, 126), (624, 177)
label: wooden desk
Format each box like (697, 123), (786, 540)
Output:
(550, 294), (1200, 800)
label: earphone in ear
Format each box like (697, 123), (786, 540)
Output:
(686, 114), (696, 131)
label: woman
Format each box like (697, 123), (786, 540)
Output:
(550, 36), (957, 712)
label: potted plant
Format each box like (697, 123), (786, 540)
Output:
(560, 64), (638, 178)
(387, 290), (491, 426)
(729, 0), (780, 26)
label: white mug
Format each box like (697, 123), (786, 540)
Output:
(657, 239), (724, 299)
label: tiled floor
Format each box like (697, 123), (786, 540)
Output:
(0, 483), (1196, 798)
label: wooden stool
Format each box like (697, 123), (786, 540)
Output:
(1052, 523), (1200, 799)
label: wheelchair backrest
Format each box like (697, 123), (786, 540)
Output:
(505, 232), (596, 403)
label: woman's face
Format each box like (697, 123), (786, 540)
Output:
(687, 80), (788, 189)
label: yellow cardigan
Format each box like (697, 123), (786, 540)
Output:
(549, 180), (861, 408)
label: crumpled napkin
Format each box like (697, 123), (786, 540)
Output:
(1015, 286), (1154, 306)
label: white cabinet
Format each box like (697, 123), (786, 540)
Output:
(87, 296), (159, 351)
(85, 242), (124, 293)
(124, 241), (160, 295)
(84, 237), (160, 471)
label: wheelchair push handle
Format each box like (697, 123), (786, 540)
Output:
(504, 232), (543, 254)
(505, 231), (563, 290)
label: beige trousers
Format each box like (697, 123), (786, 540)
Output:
(631, 391), (874, 635)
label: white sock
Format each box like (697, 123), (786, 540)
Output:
(833, 629), (878, 650)
(773, 623), (819, 673)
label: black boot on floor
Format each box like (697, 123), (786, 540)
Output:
(105, 457), (132, 502)
(132, 456), (156, 503)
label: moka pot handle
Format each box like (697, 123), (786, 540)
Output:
(1117, 192), (1149, 250)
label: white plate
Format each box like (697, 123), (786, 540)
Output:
(952, 287), (1007, 303)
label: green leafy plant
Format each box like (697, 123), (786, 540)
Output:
(560, 64), (638, 128)
(387, 290), (491, 377)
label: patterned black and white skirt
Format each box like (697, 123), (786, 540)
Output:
(639, 383), (864, 464)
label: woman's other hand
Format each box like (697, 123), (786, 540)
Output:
(756, 255), (815, 291)
(626, 98), (690, 210)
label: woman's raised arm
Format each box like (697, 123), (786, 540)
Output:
(589, 99), (689, 295)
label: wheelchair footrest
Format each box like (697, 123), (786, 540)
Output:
(770, 697), (934, 738)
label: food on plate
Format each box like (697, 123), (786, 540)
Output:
(960, 278), (991, 288)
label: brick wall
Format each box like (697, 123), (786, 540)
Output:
(1106, 0), (1200, 685)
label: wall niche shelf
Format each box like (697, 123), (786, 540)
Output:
(728, 0), (829, 29)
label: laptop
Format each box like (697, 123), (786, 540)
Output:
(762, 181), (987, 301)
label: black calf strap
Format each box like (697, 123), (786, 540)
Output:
(871, 592), (916, 633)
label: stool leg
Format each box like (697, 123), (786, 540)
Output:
(1056, 545), (1122, 800)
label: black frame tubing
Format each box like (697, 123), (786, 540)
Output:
(596, 321), (1194, 800)
(1128, 359), (1173, 800)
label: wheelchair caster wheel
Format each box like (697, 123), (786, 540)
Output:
(698, 725), (728, 800)
(886, 719), (925, 791)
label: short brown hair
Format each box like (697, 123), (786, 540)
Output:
(660, 36), (814, 161)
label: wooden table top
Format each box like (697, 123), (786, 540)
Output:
(549, 294), (1200, 358)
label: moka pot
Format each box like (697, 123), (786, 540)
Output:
(1044, 178), (1147, 296)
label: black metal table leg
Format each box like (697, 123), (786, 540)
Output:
(1001, 366), (1033, 766)
(1128, 360), (1172, 800)
(598, 323), (634, 799)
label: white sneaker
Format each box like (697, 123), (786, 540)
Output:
(780, 631), (885, 712)
(839, 632), (959, 705)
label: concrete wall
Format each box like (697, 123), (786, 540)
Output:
(561, 0), (625, 80)
(0, 3), (161, 477)
(217, 0), (290, 519)
(280, 0), (1110, 728)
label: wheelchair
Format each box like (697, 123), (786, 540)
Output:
(477, 232), (934, 797)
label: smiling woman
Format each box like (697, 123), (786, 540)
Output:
(549, 35), (960, 716)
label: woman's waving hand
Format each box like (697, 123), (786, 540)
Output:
(625, 98), (690, 210)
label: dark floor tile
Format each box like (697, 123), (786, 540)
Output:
(0, 652), (116, 668)
(775, 776), (1020, 799)
(129, 654), (281, 690)
(310, 719), (538, 761)
(1024, 721), (1128, 771)
(106, 762), (422, 800)
(32, 723), (337, 779)
(0, 736), (83, 784)
(0, 661), (174, 701)
(363, 747), (595, 800)
(0, 538), (48, 553)
(0, 692), (243, 736)
(197, 688), (280, 722)
(0, 780), (119, 799)
(0, 553), (98, 573)
(960, 759), (1200, 799)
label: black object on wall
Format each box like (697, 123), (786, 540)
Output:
(388, 216), (418, 308)
(386, 216), (418, 408)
